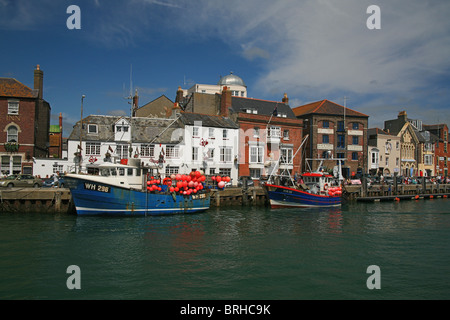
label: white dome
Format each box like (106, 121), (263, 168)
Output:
(218, 72), (246, 87)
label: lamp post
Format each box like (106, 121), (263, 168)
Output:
(79, 95), (85, 173)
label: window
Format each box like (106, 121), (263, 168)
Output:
(352, 152), (358, 161)
(323, 121), (329, 128)
(206, 148), (215, 160)
(337, 121), (345, 132)
(352, 136), (359, 145)
(396, 141), (400, 150)
(322, 135), (329, 144)
(337, 135), (345, 148)
(86, 142), (101, 155)
(223, 129), (228, 139)
(220, 147), (232, 162)
(208, 128), (214, 138)
(116, 123), (129, 132)
(385, 156), (389, 166)
(88, 124), (98, 134)
(281, 148), (293, 164)
(268, 126), (281, 138)
(8, 100), (19, 115)
(337, 153), (345, 159)
(116, 144), (128, 159)
(250, 168), (261, 178)
(193, 127), (199, 137)
(7, 125), (18, 142)
(192, 147), (199, 161)
(352, 122), (359, 130)
(250, 146), (263, 163)
(209, 168), (215, 175)
(371, 152), (378, 164)
(396, 158), (399, 166)
(424, 155), (433, 165)
(165, 166), (179, 175)
(166, 146), (179, 159)
(140, 144), (154, 157)
(219, 168), (231, 176)
(283, 130), (289, 140)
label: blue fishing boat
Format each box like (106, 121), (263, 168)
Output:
(264, 144), (343, 208)
(264, 173), (341, 208)
(65, 159), (210, 216)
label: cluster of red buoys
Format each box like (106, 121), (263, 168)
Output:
(327, 186), (342, 197)
(146, 171), (231, 195)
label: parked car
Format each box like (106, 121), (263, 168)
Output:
(237, 176), (254, 188)
(42, 175), (66, 188)
(0, 174), (43, 188)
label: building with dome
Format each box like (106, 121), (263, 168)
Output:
(184, 72), (247, 98)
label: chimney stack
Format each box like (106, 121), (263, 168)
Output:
(175, 86), (184, 103)
(34, 64), (43, 99)
(132, 89), (139, 116)
(220, 86), (232, 117)
(282, 93), (289, 104)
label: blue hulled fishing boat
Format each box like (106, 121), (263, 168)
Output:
(65, 159), (210, 216)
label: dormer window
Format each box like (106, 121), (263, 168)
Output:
(116, 123), (129, 132)
(88, 124), (98, 134)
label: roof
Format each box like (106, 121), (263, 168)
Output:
(180, 112), (239, 129)
(231, 96), (296, 119)
(292, 99), (369, 118)
(68, 115), (184, 144)
(0, 78), (37, 98)
(368, 128), (391, 136)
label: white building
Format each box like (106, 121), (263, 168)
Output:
(60, 112), (239, 182)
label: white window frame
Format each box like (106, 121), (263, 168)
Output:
(8, 100), (19, 115)
(250, 146), (264, 164)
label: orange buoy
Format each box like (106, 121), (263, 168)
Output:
(414, 195), (419, 200)
(394, 197), (400, 201)
(430, 195), (434, 199)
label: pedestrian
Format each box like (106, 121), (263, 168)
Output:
(53, 171), (60, 188)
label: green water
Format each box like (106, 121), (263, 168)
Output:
(1, 199), (449, 300)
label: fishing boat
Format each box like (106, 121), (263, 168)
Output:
(263, 136), (343, 208)
(264, 170), (342, 208)
(64, 158), (211, 216)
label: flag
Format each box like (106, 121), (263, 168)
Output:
(272, 104), (278, 116)
(108, 145), (114, 153)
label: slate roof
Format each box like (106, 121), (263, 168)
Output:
(68, 115), (184, 144)
(231, 96), (296, 119)
(180, 112), (239, 129)
(68, 113), (239, 145)
(292, 99), (369, 118)
(0, 78), (37, 98)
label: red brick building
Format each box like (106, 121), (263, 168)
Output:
(0, 65), (51, 174)
(423, 124), (449, 177)
(292, 99), (369, 178)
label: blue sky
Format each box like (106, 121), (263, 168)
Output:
(1, 0), (449, 137)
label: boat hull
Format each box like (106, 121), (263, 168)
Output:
(65, 176), (210, 216)
(264, 184), (341, 208)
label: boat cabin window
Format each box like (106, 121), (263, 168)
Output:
(127, 168), (133, 176)
(101, 168), (110, 177)
(118, 168), (125, 176)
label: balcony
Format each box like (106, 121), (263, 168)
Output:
(266, 127), (281, 144)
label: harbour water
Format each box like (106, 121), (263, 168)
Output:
(1, 199), (449, 300)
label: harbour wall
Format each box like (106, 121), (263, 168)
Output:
(0, 184), (449, 213)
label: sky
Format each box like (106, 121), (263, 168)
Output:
(1, 0), (449, 137)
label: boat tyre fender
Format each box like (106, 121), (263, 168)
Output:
(324, 183), (328, 190)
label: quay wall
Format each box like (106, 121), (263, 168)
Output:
(0, 184), (449, 213)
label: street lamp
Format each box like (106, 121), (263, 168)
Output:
(79, 95), (85, 173)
